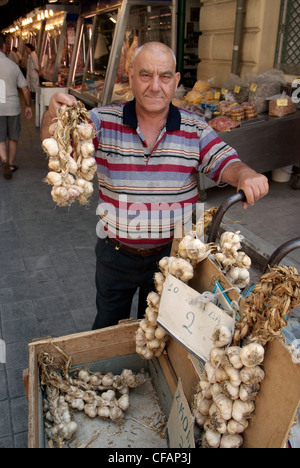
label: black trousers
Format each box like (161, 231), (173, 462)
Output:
(92, 237), (171, 329)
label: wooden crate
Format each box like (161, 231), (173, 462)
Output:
(26, 319), (200, 448)
(26, 258), (300, 448)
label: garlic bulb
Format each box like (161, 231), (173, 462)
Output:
(80, 140), (95, 158)
(77, 123), (95, 140)
(213, 393), (233, 421)
(221, 381), (240, 400)
(154, 272), (165, 294)
(220, 231), (243, 251)
(209, 347), (226, 368)
(178, 235), (194, 259)
(212, 325), (233, 348)
(239, 366), (265, 385)
(226, 267), (250, 289)
(98, 406), (110, 419)
(224, 365), (242, 387)
(239, 383), (260, 402)
(45, 172), (63, 186)
(232, 399), (255, 422)
(205, 429), (221, 448)
(227, 347), (243, 369)
(227, 418), (248, 435)
(178, 234), (217, 265)
(81, 157), (97, 174)
(159, 256), (174, 276)
(48, 158), (61, 172)
(51, 187), (69, 206)
(220, 434), (243, 448)
(42, 138), (59, 158)
(239, 342), (265, 368)
(146, 291), (160, 311)
(235, 252), (251, 269)
(168, 258), (194, 282)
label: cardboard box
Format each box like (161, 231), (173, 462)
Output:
(169, 253), (300, 448)
(26, 256), (300, 448)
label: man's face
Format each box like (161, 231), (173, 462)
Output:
(129, 46), (180, 117)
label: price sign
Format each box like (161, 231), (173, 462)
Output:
(277, 98), (288, 106)
(158, 275), (235, 362)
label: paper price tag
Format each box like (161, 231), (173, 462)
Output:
(234, 85), (241, 94)
(250, 82), (257, 92)
(277, 98), (288, 106)
(158, 275), (235, 362)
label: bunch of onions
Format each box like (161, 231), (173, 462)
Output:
(42, 103), (97, 207)
(192, 325), (266, 448)
(213, 231), (251, 290)
(38, 346), (147, 447)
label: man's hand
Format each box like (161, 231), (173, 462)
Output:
(222, 161), (269, 209)
(25, 106), (32, 120)
(47, 92), (78, 120)
(41, 93), (78, 141)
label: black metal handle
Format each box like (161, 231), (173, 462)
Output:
(207, 190), (247, 243)
(263, 237), (300, 274)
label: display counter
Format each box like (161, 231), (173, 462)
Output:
(199, 109), (300, 192)
(221, 110), (300, 173)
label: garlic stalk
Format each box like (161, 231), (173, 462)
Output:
(42, 102), (96, 207)
(38, 346), (147, 447)
(193, 324), (267, 448)
(213, 230), (251, 290)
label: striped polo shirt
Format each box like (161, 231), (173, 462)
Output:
(89, 99), (240, 248)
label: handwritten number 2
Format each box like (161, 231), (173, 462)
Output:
(183, 311), (194, 334)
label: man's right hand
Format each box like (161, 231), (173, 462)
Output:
(48, 92), (78, 119)
(41, 93), (78, 140)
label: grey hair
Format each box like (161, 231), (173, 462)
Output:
(131, 42), (177, 70)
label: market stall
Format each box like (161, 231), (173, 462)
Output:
(67, 0), (177, 107)
(173, 75), (300, 193)
(39, 10), (79, 86)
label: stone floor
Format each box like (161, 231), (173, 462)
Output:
(0, 96), (299, 448)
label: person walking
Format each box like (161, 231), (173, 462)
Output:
(0, 34), (32, 179)
(41, 42), (269, 329)
(25, 43), (40, 101)
(8, 46), (20, 65)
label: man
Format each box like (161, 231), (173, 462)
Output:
(8, 46), (20, 65)
(25, 43), (40, 101)
(0, 34), (32, 179)
(41, 42), (269, 329)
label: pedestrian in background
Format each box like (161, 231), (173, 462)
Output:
(25, 43), (39, 101)
(8, 46), (19, 65)
(0, 34), (32, 179)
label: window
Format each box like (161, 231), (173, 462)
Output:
(275, 0), (300, 74)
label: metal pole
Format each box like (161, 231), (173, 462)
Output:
(231, 0), (246, 75)
(176, 0), (185, 77)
